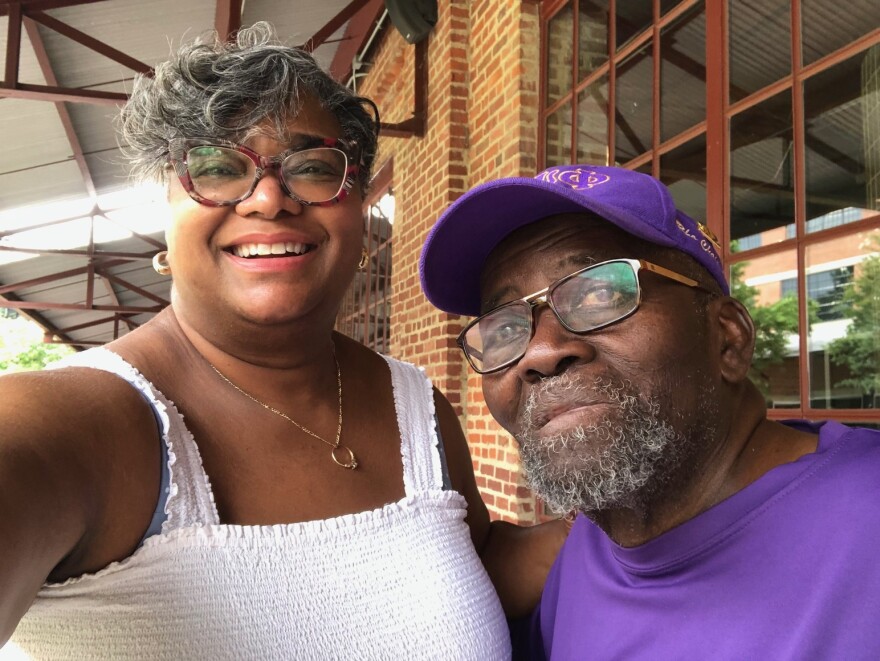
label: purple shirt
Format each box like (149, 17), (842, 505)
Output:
(531, 421), (880, 660)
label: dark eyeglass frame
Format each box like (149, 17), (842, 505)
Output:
(458, 258), (713, 374)
(167, 136), (360, 208)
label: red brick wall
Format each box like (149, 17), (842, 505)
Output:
(358, 1), (544, 523)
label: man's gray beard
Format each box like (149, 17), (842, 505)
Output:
(516, 372), (698, 515)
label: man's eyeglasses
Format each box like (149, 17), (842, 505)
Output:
(458, 258), (710, 374)
(167, 137), (359, 207)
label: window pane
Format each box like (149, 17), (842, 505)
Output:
(728, 0), (790, 103)
(804, 50), (880, 234)
(729, 90), (795, 251)
(731, 250), (801, 409)
(546, 104), (573, 167)
(616, 2), (652, 50)
(660, 4), (706, 141)
(547, 4), (575, 105)
(660, 0), (682, 15)
(578, 0), (609, 80)
(337, 190), (394, 353)
(577, 76), (609, 164)
(802, 0), (880, 65)
(807, 228), (880, 409)
(660, 133), (707, 223)
(615, 44), (653, 164)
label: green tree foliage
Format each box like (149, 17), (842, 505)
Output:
(827, 238), (880, 402)
(729, 261), (802, 396)
(0, 314), (75, 373)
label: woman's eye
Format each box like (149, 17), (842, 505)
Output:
(188, 148), (248, 178)
(286, 160), (341, 178)
(190, 160), (243, 178)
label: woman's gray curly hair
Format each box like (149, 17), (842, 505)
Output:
(119, 22), (379, 190)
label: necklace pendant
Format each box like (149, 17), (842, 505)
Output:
(332, 445), (358, 470)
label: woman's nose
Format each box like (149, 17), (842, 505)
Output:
(235, 168), (304, 219)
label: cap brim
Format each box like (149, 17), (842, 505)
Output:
(419, 177), (674, 316)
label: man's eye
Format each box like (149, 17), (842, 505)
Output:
(480, 314), (529, 345)
(580, 286), (621, 307)
(493, 323), (523, 341)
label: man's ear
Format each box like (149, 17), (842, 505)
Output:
(714, 297), (755, 384)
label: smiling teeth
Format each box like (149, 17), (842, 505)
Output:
(232, 242), (309, 258)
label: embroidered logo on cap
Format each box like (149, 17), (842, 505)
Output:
(676, 218), (722, 264)
(537, 167), (611, 190)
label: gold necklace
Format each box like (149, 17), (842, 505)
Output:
(208, 355), (358, 470)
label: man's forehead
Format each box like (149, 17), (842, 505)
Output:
(479, 215), (626, 312)
(484, 214), (634, 271)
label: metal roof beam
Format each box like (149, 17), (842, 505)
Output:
(96, 275), (137, 334)
(23, 16), (98, 199)
(0, 265), (90, 295)
(96, 213), (167, 250)
(0, 245), (154, 259)
(0, 0), (109, 17)
(95, 269), (170, 307)
(300, 0), (368, 52)
(0, 300), (163, 313)
(214, 0), (242, 41)
(329, 0), (383, 82)
(3, 1), (22, 87)
(0, 82), (126, 104)
(0, 258), (146, 295)
(28, 10), (152, 74)
(52, 313), (137, 335)
(0, 292), (77, 344)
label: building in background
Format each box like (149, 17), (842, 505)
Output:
(344, 0), (880, 522)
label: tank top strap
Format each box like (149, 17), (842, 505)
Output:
(50, 347), (221, 531)
(382, 356), (444, 496)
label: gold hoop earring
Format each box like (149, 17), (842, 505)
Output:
(358, 248), (369, 271)
(152, 251), (172, 276)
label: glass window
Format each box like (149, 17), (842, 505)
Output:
(547, 4), (575, 105)
(804, 51), (880, 233)
(336, 189), (394, 354)
(728, 0), (790, 103)
(660, 0), (683, 15)
(578, 0), (609, 80)
(660, 133), (707, 222)
(660, 3), (706, 141)
(731, 249), (801, 409)
(729, 90), (795, 249)
(807, 228), (880, 409)
(615, 44), (653, 164)
(576, 76), (609, 164)
(802, 0), (880, 65)
(616, 2), (653, 50)
(546, 104), (573, 167)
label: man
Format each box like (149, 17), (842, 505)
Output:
(419, 165), (880, 659)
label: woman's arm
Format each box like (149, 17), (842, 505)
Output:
(433, 389), (569, 618)
(0, 369), (159, 644)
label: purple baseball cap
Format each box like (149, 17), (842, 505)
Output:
(419, 164), (728, 316)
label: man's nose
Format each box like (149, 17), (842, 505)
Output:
(513, 305), (596, 383)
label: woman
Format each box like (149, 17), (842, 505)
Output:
(0, 23), (564, 660)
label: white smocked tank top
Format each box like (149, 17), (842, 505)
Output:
(3, 348), (511, 660)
